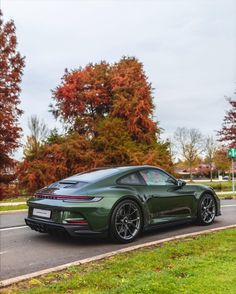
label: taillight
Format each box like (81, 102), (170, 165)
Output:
(34, 194), (102, 202)
(63, 218), (88, 225)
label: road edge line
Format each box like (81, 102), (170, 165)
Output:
(1, 224), (236, 288)
(0, 225), (28, 232)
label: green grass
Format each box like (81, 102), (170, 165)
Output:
(0, 195), (28, 211)
(192, 181), (233, 192)
(2, 229), (236, 294)
(0, 204), (27, 212)
(217, 193), (236, 199)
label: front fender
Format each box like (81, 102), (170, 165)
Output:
(198, 189), (221, 216)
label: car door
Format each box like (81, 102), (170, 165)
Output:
(139, 168), (195, 225)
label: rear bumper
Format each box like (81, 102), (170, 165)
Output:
(25, 218), (106, 237)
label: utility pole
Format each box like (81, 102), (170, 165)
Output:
(232, 157), (235, 196)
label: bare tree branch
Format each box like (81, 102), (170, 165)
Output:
(174, 127), (203, 181)
(204, 135), (218, 181)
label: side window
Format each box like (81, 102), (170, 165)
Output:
(118, 173), (144, 185)
(140, 169), (175, 186)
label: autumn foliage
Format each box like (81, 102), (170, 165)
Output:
(51, 62), (112, 137)
(19, 57), (173, 193)
(18, 133), (103, 192)
(109, 58), (157, 143)
(214, 148), (231, 173)
(51, 57), (157, 144)
(0, 11), (24, 198)
(218, 96), (236, 148)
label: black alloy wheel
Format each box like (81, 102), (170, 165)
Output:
(197, 194), (216, 225)
(110, 200), (142, 243)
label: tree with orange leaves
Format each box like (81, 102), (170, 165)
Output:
(18, 133), (103, 192)
(110, 57), (157, 144)
(51, 57), (158, 143)
(51, 62), (111, 137)
(0, 11), (24, 198)
(19, 57), (173, 194)
(217, 94), (236, 148)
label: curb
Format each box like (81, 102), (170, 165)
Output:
(1, 224), (236, 288)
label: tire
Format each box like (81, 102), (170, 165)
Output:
(109, 199), (143, 243)
(197, 194), (216, 225)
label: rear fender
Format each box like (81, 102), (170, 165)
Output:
(108, 195), (149, 230)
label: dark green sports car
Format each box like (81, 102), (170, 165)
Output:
(25, 165), (221, 243)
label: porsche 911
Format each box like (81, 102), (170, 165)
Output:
(25, 165), (221, 243)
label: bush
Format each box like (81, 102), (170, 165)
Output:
(0, 183), (20, 201)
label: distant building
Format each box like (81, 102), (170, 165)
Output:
(175, 163), (215, 179)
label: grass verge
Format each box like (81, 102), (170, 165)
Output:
(192, 181), (233, 192)
(217, 193), (236, 199)
(2, 228), (236, 294)
(0, 204), (27, 212)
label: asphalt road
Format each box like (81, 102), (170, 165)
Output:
(0, 200), (236, 281)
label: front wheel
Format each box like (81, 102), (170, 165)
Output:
(110, 200), (142, 243)
(197, 194), (216, 225)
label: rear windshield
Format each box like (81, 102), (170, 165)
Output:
(48, 181), (88, 189)
(65, 168), (120, 182)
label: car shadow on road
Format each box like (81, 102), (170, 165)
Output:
(27, 218), (223, 249)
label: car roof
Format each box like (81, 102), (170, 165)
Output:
(63, 165), (159, 183)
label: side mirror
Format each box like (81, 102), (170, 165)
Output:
(177, 179), (186, 187)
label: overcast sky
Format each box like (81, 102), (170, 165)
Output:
(1, 0), (236, 159)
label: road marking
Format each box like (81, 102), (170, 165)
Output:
(0, 206), (235, 231)
(1, 224), (236, 288)
(0, 251), (8, 255)
(0, 205), (235, 231)
(0, 226), (28, 232)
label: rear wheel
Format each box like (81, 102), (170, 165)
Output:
(110, 200), (142, 243)
(197, 194), (216, 225)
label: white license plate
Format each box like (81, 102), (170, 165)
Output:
(33, 208), (51, 218)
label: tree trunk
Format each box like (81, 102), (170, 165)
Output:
(189, 162), (193, 182)
(210, 163), (213, 182)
